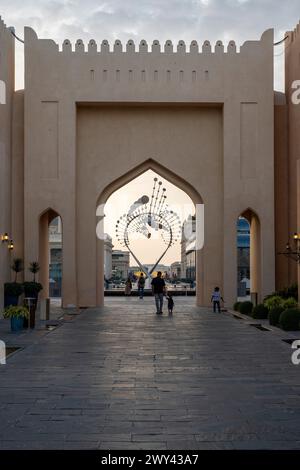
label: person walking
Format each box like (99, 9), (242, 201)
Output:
(124, 277), (132, 296)
(211, 286), (224, 313)
(151, 271), (166, 314)
(138, 272), (145, 299)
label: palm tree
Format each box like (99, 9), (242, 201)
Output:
(11, 258), (23, 282)
(29, 261), (40, 282)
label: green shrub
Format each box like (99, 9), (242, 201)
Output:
(279, 283), (298, 301)
(279, 308), (300, 331)
(3, 306), (29, 319)
(252, 303), (269, 319)
(264, 295), (284, 311)
(268, 306), (284, 326)
(264, 283), (298, 302)
(233, 301), (241, 312)
(23, 282), (43, 297)
(282, 297), (298, 310)
(238, 301), (253, 315)
(4, 282), (23, 297)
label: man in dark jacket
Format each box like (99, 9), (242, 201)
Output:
(151, 271), (166, 314)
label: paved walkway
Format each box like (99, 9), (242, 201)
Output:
(0, 297), (300, 450)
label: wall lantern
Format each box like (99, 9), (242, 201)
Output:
(8, 240), (14, 251)
(279, 233), (300, 263)
(1, 233), (9, 243)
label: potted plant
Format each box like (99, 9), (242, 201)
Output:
(23, 262), (43, 302)
(23, 262), (43, 329)
(3, 306), (29, 332)
(4, 258), (24, 307)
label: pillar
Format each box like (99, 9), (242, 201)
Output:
(39, 212), (50, 299)
(297, 160), (300, 305)
(250, 214), (261, 302)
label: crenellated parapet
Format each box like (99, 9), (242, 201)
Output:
(25, 26), (272, 56)
(287, 21), (300, 42)
(57, 38), (238, 54)
(24, 26), (273, 104)
(0, 15), (13, 36)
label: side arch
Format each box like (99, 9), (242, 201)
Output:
(239, 208), (261, 302)
(39, 208), (62, 301)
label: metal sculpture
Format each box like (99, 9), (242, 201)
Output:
(115, 177), (182, 280)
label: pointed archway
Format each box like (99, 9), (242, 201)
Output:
(95, 159), (204, 307)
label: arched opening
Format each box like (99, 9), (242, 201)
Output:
(237, 209), (261, 304)
(39, 209), (63, 304)
(236, 216), (250, 299)
(96, 159), (203, 307)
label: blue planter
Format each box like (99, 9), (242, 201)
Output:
(10, 316), (24, 332)
(4, 295), (19, 308)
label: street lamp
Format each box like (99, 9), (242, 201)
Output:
(278, 233), (300, 305)
(279, 233), (300, 263)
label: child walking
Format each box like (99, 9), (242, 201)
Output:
(211, 287), (224, 313)
(167, 293), (174, 315)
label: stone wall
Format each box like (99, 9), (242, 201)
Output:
(0, 17), (14, 309)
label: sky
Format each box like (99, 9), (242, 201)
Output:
(104, 170), (194, 266)
(1, 0), (300, 90)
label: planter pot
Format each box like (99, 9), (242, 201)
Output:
(4, 295), (19, 308)
(23, 298), (37, 329)
(10, 316), (24, 332)
(23, 291), (38, 303)
(29, 306), (36, 329)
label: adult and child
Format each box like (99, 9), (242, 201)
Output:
(151, 271), (174, 315)
(130, 272), (223, 315)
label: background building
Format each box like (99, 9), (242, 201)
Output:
(170, 262), (181, 279)
(49, 217), (62, 297)
(181, 216), (196, 281)
(104, 234), (113, 280)
(112, 250), (130, 279)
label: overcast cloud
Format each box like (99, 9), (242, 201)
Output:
(1, 0), (299, 90)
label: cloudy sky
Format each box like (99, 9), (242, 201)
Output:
(1, 0), (300, 90)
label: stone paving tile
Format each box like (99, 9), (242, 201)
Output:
(0, 297), (300, 449)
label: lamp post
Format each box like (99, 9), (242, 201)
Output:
(278, 233), (300, 305)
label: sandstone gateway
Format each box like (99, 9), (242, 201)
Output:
(0, 17), (300, 308)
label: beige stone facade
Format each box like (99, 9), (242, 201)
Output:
(274, 22), (300, 293)
(1, 15), (299, 309)
(0, 17), (14, 309)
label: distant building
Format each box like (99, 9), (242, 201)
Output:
(104, 234), (113, 280)
(237, 217), (250, 295)
(49, 217), (62, 297)
(181, 215), (196, 281)
(112, 250), (130, 279)
(170, 261), (181, 279)
(130, 264), (170, 278)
